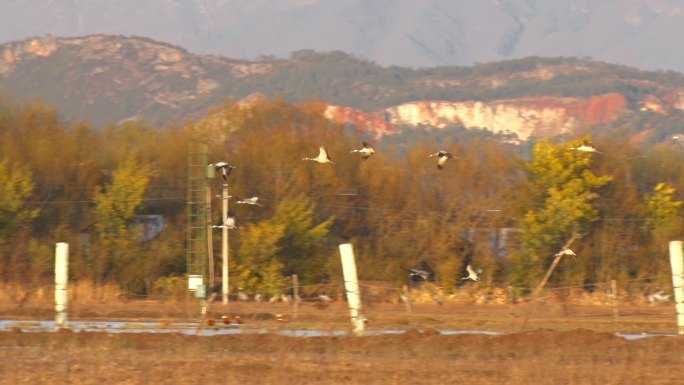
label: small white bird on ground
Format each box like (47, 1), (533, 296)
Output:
(318, 294), (333, 302)
(213, 162), (236, 180)
(428, 150), (453, 169)
(461, 264), (481, 282)
(351, 141), (375, 160)
(647, 290), (671, 304)
(281, 294), (293, 303)
(237, 196), (263, 207)
(303, 146), (335, 164)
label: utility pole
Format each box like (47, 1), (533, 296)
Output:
(206, 187), (214, 289)
(222, 181), (230, 304)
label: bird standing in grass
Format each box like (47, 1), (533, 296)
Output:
(303, 146), (335, 164)
(351, 141), (375, 160)
(428, 150), (453, 169)
(318, 294), (333, 302)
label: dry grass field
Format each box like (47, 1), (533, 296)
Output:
(2, 293), (684, 385)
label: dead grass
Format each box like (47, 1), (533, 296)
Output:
(1, 328), (683, 385)
(1, 287), (683, 384)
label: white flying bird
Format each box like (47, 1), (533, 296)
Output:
(213, 215), (237, 229)
(236, 196), (263, 207)
(571, 140), (601, 154)
(461, 264), (481, 282)
(351, 141), (375, 160)
(303, 146), (335, 164)
(403, 267), (431, 281)
(428, 150), (454, 169)
(554, 248), (578, 262)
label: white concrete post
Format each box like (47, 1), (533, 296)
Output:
(669, 240), (684, 335)
(55, 242), (69, 329)
(339, 243), (365, 335)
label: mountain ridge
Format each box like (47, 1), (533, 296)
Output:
(1, 34), (684, 144)
(2, 0), (684, 74)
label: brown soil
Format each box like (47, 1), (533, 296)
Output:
(1, 299), (684, 384)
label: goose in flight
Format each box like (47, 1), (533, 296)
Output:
(351, 141), (375, 160)
(461, 264), (481, 282)
(571, 140), (601, 154)
(554, 248), (578, 262)
(212, 215), (237, 229)
(303, 146), (335, 164)
(403, 267), (431, 281)
(213, 162), (236, 180)
(236, 196), (263, 207)
(428, 150), (453, 169)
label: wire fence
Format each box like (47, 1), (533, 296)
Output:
(0, 275), (679, 334)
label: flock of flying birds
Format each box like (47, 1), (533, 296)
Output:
(209, 139), (600, 283)
(303, 141), (456, 170)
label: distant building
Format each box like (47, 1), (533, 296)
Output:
(464, 227), (521, 258)
(132, 215), (165, 242)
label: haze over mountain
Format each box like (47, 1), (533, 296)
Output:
(1, 0), (684, 74)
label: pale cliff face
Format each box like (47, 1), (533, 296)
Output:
(384, 94), (628, 140)
(325, 93), (634, 141)
(385, 100), (577, 140)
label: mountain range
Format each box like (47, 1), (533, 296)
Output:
(1, 34), (684, 146)
(1, 0), (684, 74)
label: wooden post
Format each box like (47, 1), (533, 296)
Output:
(206, 187), (214, 290)
(611, 279), (619, 321)
(533, 232), (581, 296)
(520, 233), (581, 331)
(402, 285), (412, 316)
(669, 240), (684, 334)
(55, 243), (69, 330)
(339, 243), (365, 335)
(292, 274), (299, 320)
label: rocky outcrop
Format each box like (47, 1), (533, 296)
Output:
(324, 105), (398, 139)
(384, 93), (627, 140)
(326, 93), (628, 141)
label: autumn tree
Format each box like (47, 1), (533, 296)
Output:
(92, 155), (151, 289)
(233, 221), (288, 296)
(270, 195), (334, 286)
(643, 182), (683, 283)
(511, 138), (612, 289)
(0, 161), (40, 246)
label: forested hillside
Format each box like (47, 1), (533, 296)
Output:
(0, 96), (682, 300)
(2, 35), (684, 130)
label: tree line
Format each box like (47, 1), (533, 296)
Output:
(0, 96), (682, 298)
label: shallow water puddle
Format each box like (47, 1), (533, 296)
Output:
(0, 319), (676, 339)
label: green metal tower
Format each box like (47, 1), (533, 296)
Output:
(186, 141), (210, 283)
